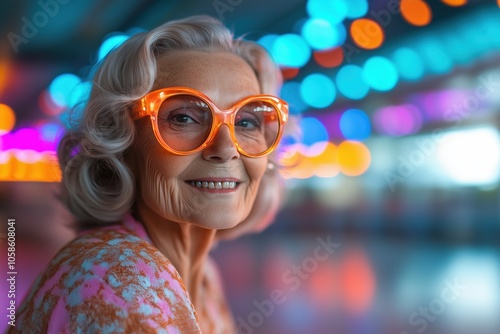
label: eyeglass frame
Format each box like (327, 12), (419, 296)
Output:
(132, 86), (289, 157)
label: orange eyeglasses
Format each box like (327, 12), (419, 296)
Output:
(132, 86), (289, 157)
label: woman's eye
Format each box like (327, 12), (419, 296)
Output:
(236, 118), (260, 129)
(172, 114), (195, 124)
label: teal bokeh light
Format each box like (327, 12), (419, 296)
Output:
(300, 74), (336, 108)
(392, 47), (425, 81)
(98, 34), (129, 61)
(346, 0), (369, 19)
(302, 18), (346, 50)
(363, 56), (399, 91)
(417, 39), (453, 74)
(281, 82), (309, 114)
(49, 73), (82, 107)
(306, 0), (348, 25)
(257, 34), (279, 54)
(272, 34), (311, 67)
(336, 65), (369, 100)
(68, 81), (92, 109)
(339, 108), (371, 140)
(300, 117), (329, 146)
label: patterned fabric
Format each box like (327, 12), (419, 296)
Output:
(10, 216), (235, 333)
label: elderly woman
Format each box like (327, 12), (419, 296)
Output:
(11, 15), (289, 333)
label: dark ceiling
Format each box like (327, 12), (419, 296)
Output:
(0, 0), (497, 125)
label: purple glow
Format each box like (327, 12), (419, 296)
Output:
(316, 111), (344, 140)
(373, 104), (423, 136)
(409, 89), (485, 122)
(0, 127), (62, 152)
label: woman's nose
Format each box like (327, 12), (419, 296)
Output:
(202, 125), (240, 162)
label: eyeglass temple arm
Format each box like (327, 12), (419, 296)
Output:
(132, 99), (150, 120)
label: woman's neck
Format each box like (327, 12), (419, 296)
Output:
(133, 201), (216, 308)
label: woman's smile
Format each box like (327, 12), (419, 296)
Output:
(186, 177), (241, 192)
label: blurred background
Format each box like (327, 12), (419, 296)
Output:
(1, 0), (500, 333)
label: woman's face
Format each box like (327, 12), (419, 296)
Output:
(131, 50), (268, 229)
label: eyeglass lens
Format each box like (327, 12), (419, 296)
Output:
(157, 95), (280, 155)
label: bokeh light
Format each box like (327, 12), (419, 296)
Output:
(302, 18), (346, 50)
(311, 142), (339, 178)
(373, 104), (423, 136)
(437, 127), (500, 185)
(400, 0), (432, 26)
(306, 0), (348, 25)
(336, 65), (370, 100)
(68, 81), (92, 109)
(350, 19), (385, 50)
(339, 109), (371, 141)
(273, 34), (311, 67)
(281, 67), (300, 80)
(98, 34), (129, 61)
(280, 82), (309, 114)
(0, 103), (16, 135)
(440, 0), (467, 6)
(0, 58), (9, 95)
(48, 73), (82, 107)
(363, 56), (399, 91)
(257, 34), (279, 55)
(300, 117), (329, 146)
(392, 47), (425, 81)
(417, 39), (453, 74)
(39, 90), (65, 116)
(313, 48), (344, 68)
(337, 141), (371, 176)
(345, 0), (369, 19)
(339, 249), (376, 313)
(300, 74), (336, 108)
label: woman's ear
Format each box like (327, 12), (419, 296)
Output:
(215, 161), (285, 241)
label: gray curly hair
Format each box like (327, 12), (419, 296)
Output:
(58, 15), (284, 227)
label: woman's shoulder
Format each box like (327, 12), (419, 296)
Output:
(12, 224), (201, 333)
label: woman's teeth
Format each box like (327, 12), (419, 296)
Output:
(189, 181), (237, 189)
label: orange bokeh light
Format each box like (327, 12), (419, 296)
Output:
(337, 141), (371, 176)
(440, 0), (467, 6)
(0, 103), (16, 135)
(313, 48), (344, 68)
(281, 67), (300, 80)
(350, 19), (385, 50)
(0, 150), (61, 182)
(308, 262), (337, 307)
(0, 58), (9, 95)
(401, 0), (432, 26)
(310, 142), (339, 178)
(339, 249), (376, 314)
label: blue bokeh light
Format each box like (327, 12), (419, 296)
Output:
(272, 34), (311, 67)
(98, 34), (129, 61)
(280, 82), (309, 114)
(339, 108), (371, 140)
(300, 117), (329, 146)
(307, 0), (348, 25)
(392, 47), (425, 81)
(300, 74), (336, 108)
(346, 0), (369, 19)
(48, 73), (82, 107)
(68, 81), (92, 109)
(363, 56), (399, 91)
(39, 123), (65, 144)
(336, 65), (370, 100)
(257, 34), (279, 54)
(302, 18), (346, 50)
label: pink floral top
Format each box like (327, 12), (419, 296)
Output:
(10, 215), (235, 333)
